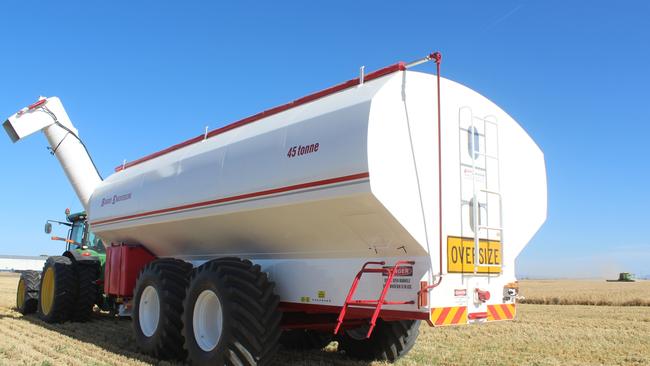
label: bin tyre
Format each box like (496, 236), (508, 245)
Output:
(72, 261), (100, 321)
(183, 257), (281, 366)
(16, 270), (40, 314)
(279, 329), (333, 350)
(133, 259), (192, 360)
(337, 319), (420, 362)
(38, 256), (76, 323)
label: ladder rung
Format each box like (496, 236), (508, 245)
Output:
(350, 300), (380, 304)
(460, 163), (486, 170)
(348, 300), (415, 306)
(480, 189), (501, 196)
(475, 152), (499, 159)
(478, 226), (503, 231)
(471, 116), (499, 125)
(347, 302), (379, 307)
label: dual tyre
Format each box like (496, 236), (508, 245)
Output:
(16, 256), (100, 323)
(132, 257), (418, 364)
(133, 257), (281, 365)
(16, 270), (40, 314)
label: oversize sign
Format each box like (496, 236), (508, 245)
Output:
(447, 236), (501, 274)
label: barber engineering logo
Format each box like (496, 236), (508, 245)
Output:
(101, 193), (132, 207)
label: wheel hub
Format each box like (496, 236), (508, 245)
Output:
(193, 289), (224, 352)
(40, 267), (55, 315)
(139, 285), (160, 337)
(16, 279), (25, 309)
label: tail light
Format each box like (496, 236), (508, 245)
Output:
(476, 288), (490, 302)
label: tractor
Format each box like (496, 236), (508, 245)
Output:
(16, 209), (106, 322)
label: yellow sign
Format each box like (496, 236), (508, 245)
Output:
(447, 236), (501, 274)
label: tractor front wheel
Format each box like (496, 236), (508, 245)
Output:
(16, 270), (40, 314)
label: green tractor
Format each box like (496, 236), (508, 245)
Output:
(16, 210), (106, 322)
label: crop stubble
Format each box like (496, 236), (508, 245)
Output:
(0, 274), (648, 366)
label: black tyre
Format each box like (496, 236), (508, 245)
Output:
(72, 261), (100, 321)
(182, 257), (281, 366)
(279, 329), (333, 350)
(38, 256), (76, 323)
(16, 270), (40, 314)
(132, 258), (192, 360)
(337, 319), (421, 362)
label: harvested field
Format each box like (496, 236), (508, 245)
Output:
(1, 273), (649, 365)
(519, 279), (650, 306)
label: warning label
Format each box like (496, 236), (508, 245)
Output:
(383, 277), (412, 290)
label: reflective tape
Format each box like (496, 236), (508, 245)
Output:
(487, 303), (516, 321)
(430, 306), (468, 326)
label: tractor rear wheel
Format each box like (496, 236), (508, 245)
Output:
(182, 257), (282, 366)
(279, 329), (333, 350)
(337, 319), (421, 362)
(72, 261), (100, 321)
(16, 270), (40, 314)
(38, 256), (76, 323)
(132, 259), (192, 360)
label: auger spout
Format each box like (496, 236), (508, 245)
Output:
(3, 97), (102, 210)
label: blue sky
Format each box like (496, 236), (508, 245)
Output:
(1, 1), (648, 278)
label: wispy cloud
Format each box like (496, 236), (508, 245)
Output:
(484, 3), (525, 32)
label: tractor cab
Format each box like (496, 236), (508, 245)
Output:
(45, 210), (105, 255)
(65, 211), (105, 256)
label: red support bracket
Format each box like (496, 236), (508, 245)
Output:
(333, 260), (416, 338)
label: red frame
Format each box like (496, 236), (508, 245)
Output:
(104, 244), (156, 297)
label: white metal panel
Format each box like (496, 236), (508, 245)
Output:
(79, 69), (545, 311)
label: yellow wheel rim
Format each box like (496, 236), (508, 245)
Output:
(16, 279), (25, 309)
(41, 267), (55, 315)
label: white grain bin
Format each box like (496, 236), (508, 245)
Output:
(88, 65), (545, 276)
(3, 55), (547, 364)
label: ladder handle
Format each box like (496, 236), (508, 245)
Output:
(360, 261), (386, 270)
(392, 260), (416, 267)
(360, 268), (388, 274)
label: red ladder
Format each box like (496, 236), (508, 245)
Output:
(333, 260), (415, 338)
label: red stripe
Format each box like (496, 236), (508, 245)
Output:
(278, 301), (429, 321)
(487, 305), (501, 320)
(115, 62), (407, 172)
(500, 304), (513, 319)
(435, 307), (452, 326)
(451, 306), (466, 324)
(90, 172), (369, 226)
